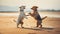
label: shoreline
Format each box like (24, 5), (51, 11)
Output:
(0, 12), (60, 18)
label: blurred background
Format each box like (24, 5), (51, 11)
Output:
(0, 0), (60, 11)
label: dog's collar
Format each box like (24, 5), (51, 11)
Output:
(20, 10), (24, 11)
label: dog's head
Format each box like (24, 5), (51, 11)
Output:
(19, 6), (25, 10)
(31, 6), (38, 11)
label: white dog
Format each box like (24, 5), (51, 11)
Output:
(16, 6), (27, 28)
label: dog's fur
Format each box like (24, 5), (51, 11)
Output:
(29, 6), (47, 28)
(16, 6), (27, 28)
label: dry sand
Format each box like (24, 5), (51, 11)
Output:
(0, 12), (60, 34)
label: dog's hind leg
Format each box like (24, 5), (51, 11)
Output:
(17, 23), (20, 28)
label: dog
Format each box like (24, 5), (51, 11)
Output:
(15, 6), (28, 28)
(29, 6), (47, 28)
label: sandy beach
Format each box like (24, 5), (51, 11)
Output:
(0, 12), (60, 34)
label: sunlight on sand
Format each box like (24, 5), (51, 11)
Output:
(0, 13), (60, 34)
(0, 12), (60, 28)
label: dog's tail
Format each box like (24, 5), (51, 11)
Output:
(42, 16), (47, 20)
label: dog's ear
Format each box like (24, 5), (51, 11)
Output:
(34, 6), (38, 8)
(23, 6), (25, 9)
(36, 6), (38, 8)
(19, 7), (21, 8)
(31, 7), (33, 9)
(31, 6), (38, 9)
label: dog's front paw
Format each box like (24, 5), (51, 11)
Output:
(29, 13), (31, 14)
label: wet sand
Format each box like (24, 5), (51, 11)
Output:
(0, 12), (60, 34)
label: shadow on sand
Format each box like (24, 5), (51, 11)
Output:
(19, 27), (55, 31)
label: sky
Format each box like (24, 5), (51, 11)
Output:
(0, 0), (60, 11)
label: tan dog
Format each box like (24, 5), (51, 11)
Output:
(29, 6), (47, 28)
